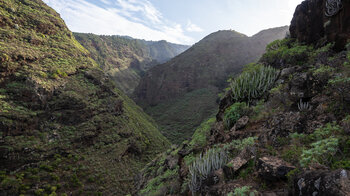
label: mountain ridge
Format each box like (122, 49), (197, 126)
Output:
(134, 26), (289, 144)
(74, 33), (189, 95)
(0, 0), (169, 195)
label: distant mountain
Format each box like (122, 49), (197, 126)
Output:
(134, 26), (289, 144)
(74, 33), (189, 95)
(0, 0), (169, 195)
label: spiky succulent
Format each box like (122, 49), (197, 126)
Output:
(298, 99), (311, 112)
(230, 65), (278, 103)
(188, 148), (227, 194)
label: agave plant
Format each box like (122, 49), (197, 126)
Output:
(188, 148), (227, 194)
(230, 65), (278, 103)
(298, 99), (311, 112)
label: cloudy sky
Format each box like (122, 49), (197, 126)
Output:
(43, 0), (303, 45)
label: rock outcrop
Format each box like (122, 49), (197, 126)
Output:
(290, 0), (350, 50)
(294, 169), (350, 196)
(257, 157), (295, 182)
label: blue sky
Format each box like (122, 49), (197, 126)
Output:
(43, 0), (303, 45)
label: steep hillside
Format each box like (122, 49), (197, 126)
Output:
(135, 1), (350, 195)
(135, 22), (350, 196)
(134, 27), (289, 144)
(0, 0), (169, 195)
(74, 33), (189, 95)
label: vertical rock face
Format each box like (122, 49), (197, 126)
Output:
(290, 0), (350, 50)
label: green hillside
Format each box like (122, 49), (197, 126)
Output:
(74, 33), (189, 95)
(0, 0), (169, 195)
(135, 27), (289, 144)
(135, 38), (350, 196)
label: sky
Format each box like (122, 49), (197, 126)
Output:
(43, 0), (303, 45)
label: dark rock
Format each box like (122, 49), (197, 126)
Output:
(232, 116), (249, 130)
(213, 168), (225, 184)
(293, 169), (350, 196)
(262, 112), (304, 146)
(165, 155), (178, 170)
(257, 156), (295, 181)
(290, 0), (350, 51)
(280, 67), (297, 78)
(217, 90), (234, 122)
(223, 147), (255, 179)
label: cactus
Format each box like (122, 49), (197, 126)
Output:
(230, 65), (278, 103)
(188, 148), (227, 194)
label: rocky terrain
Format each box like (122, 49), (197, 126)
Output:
(134, 0), (350, 195)
(0, 0), (169, 195)
(74, 33), (189, 95)
(134, 26), (289, 144)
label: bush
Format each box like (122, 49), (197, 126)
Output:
(229, 65), (278, 103)
(188, 148), (227, 194)
(300, 137), (339, 167)
(189, 117), (215, 148)
(227, 186), (257, 196)
(261, 39), (313, 67)
(224, 102), (248, 129)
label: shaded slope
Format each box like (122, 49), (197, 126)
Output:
(134, 27), (289, 144)
(74, 33), (189, 95)
(135, 38), (350, 196)
(0, 0), (169, 195)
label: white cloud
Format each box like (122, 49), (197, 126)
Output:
(116, 0), (162, 24)
(186, 20), (203, 32)
(100, 0), (112, 5)
(43, 0), (193, 44)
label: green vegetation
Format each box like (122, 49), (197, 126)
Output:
(144, 88), (218, 144)
(74, 33), (188, 95)
(189, 148), (228, 194)
(0, 0), (169, 195)
(287, 123), (347, 168)
(224, 102), (248, 129)
(189, 117), (216, 148)
(229, 64), (278, 103)
(227, 186), (257, 196)
(300, 137), (339, 167)
(261, 39), (313, 66)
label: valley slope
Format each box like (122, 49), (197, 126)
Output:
(134, 27), (289, 144)
(0, 0), (169, 195)
(74, 33), (189, 95)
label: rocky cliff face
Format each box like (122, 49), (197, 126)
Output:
(0, 0), (169, 195)
(134, 27), (289, 144)
(74, 33), (189, 95)
(290, 0), (350, 50)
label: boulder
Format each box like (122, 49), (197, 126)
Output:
(293, 169), (350, 196)
(223, 147), (255, 179)
(232, 116), (249, 130)
(257, 156), (295, 181)
(290, 0), (350, 51)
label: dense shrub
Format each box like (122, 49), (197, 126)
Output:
(229, 65), (278, 103)
(189, 117), (216, 148)
(300, 137), (339, 167)
(291, 123), (343, 167)
(261, 39), (313, 67)
(224, 102), (247, 129)
(227, 186), (257, 196)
